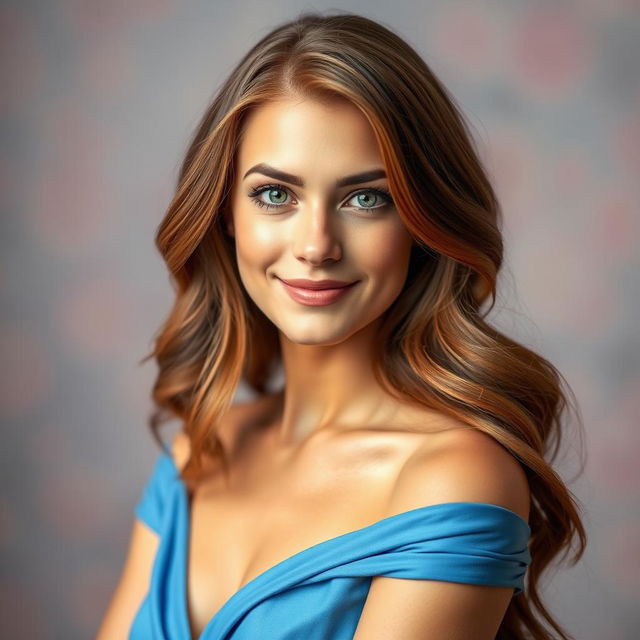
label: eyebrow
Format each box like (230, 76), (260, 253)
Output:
(242, 163), (387, 188)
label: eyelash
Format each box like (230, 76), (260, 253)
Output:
(247, 183), (394, 213)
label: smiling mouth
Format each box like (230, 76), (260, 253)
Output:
(278, 278), (359, 306)
(278, 277), (359, 290)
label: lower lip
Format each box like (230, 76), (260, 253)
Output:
(278, 279), (359, 306)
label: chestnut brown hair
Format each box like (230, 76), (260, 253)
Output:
(141, 11), (587, 639)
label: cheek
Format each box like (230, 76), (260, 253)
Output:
(357, 225), (413, 277)
(234, 215), (280, 270)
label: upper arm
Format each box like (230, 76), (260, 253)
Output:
(96, 518), (159, 640)
(96, 432), (189, 640)
(352, 430), (531, 640)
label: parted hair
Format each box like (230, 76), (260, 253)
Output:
(140, 11), (587, 639)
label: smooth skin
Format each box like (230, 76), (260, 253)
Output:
(227, 95), (417, 447)
(97, 96), (530, 639)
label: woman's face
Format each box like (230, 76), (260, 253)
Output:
(228, 96), (414, 346)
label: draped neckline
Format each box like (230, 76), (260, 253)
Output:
(162, 453), (530, 640)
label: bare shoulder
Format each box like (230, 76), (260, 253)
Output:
(351, 421), (530, 639)
(388, 421), (531, 523)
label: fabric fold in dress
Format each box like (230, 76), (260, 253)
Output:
(129, 449), (531, 640)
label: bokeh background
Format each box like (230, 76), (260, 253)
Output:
(1, 1), (638, 638)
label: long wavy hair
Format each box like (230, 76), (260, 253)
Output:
(140, 11), (587, 639)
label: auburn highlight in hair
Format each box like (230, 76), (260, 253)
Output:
(140, 12), (587, 639)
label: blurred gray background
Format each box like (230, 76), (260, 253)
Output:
(1, 1), (638, 638)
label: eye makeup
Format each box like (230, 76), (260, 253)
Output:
(247, 183), (394, 213)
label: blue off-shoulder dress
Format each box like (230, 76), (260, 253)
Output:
(129, 448), (531, 640)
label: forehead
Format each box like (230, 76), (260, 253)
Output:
(237, 97), (383, 170)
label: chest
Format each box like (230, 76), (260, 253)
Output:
(184, 433), (416, 639)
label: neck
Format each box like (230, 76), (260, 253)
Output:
(272, 318), (396, 447)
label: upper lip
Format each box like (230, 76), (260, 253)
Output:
(279, 277), (358, 290)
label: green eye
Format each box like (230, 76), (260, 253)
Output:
(247, 184), (393, 214)
(248, 184), (292, 210)
(265, 188), (288, 204)
(351, 192), (381, 208)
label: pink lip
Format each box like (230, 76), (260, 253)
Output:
(279, 278), (357, 290)
(278, 278), (359, 306)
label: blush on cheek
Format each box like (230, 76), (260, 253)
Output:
(362, 233), (414, 303)
(252, 221), (280, 245)
(364, 230), (412, 271)
(236, 217), (280, 256)
(235, 233), (280, 284)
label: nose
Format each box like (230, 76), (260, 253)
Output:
(292, 199), (342, 265)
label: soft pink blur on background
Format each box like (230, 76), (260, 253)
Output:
(1, 1), (638, 638)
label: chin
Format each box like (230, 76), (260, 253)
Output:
(278, 324), (355, 347)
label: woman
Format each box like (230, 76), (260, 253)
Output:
(98, 11), (586, 640)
